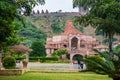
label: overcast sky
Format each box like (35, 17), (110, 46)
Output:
(33, 0), (78, 12)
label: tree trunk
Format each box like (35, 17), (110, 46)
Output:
(0, 53), (2, 70)
(108, 35), (113, 57)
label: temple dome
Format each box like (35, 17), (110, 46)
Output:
(62, 21), (82, 35)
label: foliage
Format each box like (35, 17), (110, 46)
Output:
(15, 57), (25, 61)
(44, 60), (70, 63)
(73, 0), (90, 12)
(85, 49), (120, 80)
(13, 52), (26, 60)
(18, 17), (47, 41)
(29, 13), (79, 38)
(0, 0), (45, 51)
(51, 21), (64, 34)
(113, 44), (120, 53)
(0, 0), (45, 70)
(29, 56), (59, 62)
(85, 55), (105, 73)
(53, 49), (68, 56)
(103, 38), (117, 45)
(75, 0), (120, 56)
(2, 56), (16, 69)
(30, 41), (46, 57)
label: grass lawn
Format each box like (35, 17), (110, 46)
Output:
(0, 72), (112, 80)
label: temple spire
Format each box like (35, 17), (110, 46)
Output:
(62, 21), (82, 35)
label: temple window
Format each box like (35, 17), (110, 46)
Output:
(63, 44), (67, 48)
(80, 44), (85, 48)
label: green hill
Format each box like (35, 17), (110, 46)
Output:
(18, 12), (84, 42)
(18, 12), (110, 47)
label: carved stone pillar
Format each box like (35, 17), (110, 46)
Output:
(69, 38), (71, 51)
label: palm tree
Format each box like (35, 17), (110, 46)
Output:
(85, 49), (120, 80)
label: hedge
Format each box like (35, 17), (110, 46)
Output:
(15, 56), (59, 62)
(29, 57), (59, 62)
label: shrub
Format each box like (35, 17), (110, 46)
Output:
(2, 56), (16, 69)
(29, 56), (59, 62)
(15, 57), (25, 60)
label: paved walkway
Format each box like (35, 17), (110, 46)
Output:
(16, 62), (86, 70)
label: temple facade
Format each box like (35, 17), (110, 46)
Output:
(45, 21), (99, 62)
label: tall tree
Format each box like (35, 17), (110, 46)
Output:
(0, 0), (45, 70)
(74, 0), (120, 80)
(75, 0), (120, 56)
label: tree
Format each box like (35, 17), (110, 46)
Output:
(30, 41), (46, 57)
(0, 0), (45, 69)
(74, 0), (120, 80)
(73, 0), (92, 13)
(75, 0), (120, 56)
(0, 0), (45, 51)
(85, 49), (120, 80)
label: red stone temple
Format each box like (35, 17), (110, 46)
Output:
(45, 21), (101, 61)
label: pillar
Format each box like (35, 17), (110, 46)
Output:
(70, 54), (73, 64)
(69, 38), (71, 51)
(78, 38), (80, 50)
(46, 49), (51, 56)
(26, 52), (29, 62)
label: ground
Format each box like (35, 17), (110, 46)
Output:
(0, 73), (112, 80)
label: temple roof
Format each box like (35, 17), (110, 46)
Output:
(62, 21), (82, 35)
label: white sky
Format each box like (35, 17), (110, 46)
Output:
(33, 0), (78, 12)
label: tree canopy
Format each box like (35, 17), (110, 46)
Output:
(0, 0), (45, 52)
(0, 0), (45, 70)
(75, 0), (120, 55)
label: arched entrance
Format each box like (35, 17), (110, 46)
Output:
(72, 54), (84, 69)
(71, 37), (78, 51)
(72, 54), (83, 62)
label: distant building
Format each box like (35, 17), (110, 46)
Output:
(45, 21), (99, 62)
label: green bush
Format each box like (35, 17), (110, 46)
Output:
(15, 57), (25, 60)
(43, 57), (59, 61)
(2, 56), (16, 69)
(29, 57), (59, 62)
